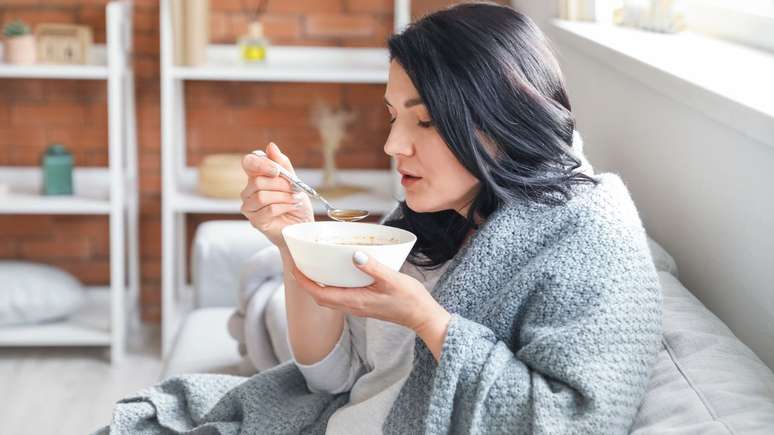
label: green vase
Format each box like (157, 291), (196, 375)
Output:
(42, 144), (74, 196)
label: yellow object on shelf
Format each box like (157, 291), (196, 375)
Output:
(197, 154), (247, 199)
(239, 21), (269, 62)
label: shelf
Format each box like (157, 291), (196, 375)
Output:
(0, 167), (113, 214)
(170, 45), (389, 83)
(0, 286), (112, 346)
(172, 167), (399, 215)
(0, 46), (109, 80)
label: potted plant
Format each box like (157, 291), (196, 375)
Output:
(3, 20), (36, 65)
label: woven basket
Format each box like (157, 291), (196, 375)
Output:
(197, 154), (247, 199)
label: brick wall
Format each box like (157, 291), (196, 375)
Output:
(0, 0), (508, 323)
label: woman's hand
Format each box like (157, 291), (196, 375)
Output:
(240, 142), (314, 250)
(290, 251), (452, 362)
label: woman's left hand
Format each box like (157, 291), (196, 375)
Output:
(290, 251), (452, 362)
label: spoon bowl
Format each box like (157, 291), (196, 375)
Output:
(328, 208), (370, 222)
(251, 150), (371, 223)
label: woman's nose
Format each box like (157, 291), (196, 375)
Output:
(383, 128), (413, 157)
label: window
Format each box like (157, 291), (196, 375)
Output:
(682, 0), (774, 52)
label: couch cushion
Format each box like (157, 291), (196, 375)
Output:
(631, 272), (774, 434)
(192, 221), (272, 308)
(646, 236), (678, 278)
(160, 308), (255, 380)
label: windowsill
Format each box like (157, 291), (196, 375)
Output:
(548, 19), (774, 147)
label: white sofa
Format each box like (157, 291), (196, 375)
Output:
(160, 220), (774, 433)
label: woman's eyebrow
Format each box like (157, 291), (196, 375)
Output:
(404, 97), (424, 108)
(384, 96), (425, 108)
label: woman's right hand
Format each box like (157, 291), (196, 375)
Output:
(240, 142), (314, 250)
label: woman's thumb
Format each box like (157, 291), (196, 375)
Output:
(267, 142), (295, 174)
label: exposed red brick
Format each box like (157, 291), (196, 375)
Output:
(20, 238), (91, 259)
(304, 13), (377, 38)
(346, 0), (393, 14)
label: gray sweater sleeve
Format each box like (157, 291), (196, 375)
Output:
(292, 315), (368, 394)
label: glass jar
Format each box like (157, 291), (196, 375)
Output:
(239, 21), (269, 63)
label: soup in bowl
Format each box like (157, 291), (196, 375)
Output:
(282, 221), (417, 287)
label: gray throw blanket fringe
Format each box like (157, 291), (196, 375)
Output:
(95, 173), (662, 435)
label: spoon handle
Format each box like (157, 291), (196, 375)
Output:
(251, 150), (331, 210)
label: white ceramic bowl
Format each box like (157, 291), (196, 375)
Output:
(282, 221), (417, 287)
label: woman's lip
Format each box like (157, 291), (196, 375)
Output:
(400, 174), (421, 187)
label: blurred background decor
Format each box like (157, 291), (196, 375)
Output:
(615, 0), (686, 33)
(558, 0), (622, 23)
(197, 153), (247, 199)
(41, 144), (74, 196)
(558, 0), (685, 31)
(35, 23), (94, 64)
(2, 19), (35, 64)
(238, 0), (271, 63)
(310, 101), (362, 198)
(170, 0), (209, 66)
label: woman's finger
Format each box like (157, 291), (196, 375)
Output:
(242, 190), (299, 212)
(265, 142), (296, 175)
(242, 152), (281, 177)
(252, 202), (302, 220)
(254, 174), (298, 193)
(290, 264), (373, 311)
(240, 176), (296, 201)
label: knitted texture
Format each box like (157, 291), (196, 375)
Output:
(95, 173), (662, 435)
(384, 173), (662, 434)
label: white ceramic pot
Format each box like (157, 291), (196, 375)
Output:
(3, 34), (36, 65)
(282, 221), (416, 287)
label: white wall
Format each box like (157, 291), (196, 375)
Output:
(512, 1), (774, 369)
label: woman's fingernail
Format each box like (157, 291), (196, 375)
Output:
(270, 142), (281, 153)
(353, 251), (368, 265)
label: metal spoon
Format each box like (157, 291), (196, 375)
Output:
(251, 150), (370, 222)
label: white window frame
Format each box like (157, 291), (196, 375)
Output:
(682, 0), (774, 52)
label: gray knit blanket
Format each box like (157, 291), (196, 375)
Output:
(95, 173), (662, 434)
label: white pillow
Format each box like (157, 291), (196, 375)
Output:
(646, 236), (679, 278)
(0, 261), (86, 326)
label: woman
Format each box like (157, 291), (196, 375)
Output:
(238, 2), (661, 434)
(100, 3), (661, 434)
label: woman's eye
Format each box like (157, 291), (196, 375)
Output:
(389, 117), (396, 124)
(417, 120), (434, 128)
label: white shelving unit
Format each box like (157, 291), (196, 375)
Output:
(0, 1), (139, 364)
(159, 0), (412, 355)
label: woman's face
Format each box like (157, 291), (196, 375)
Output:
(383, 60), (480, 214)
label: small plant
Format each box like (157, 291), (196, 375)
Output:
(3, 20), (31, 38)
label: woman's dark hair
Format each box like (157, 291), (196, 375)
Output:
(384, 1), (597, 269)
